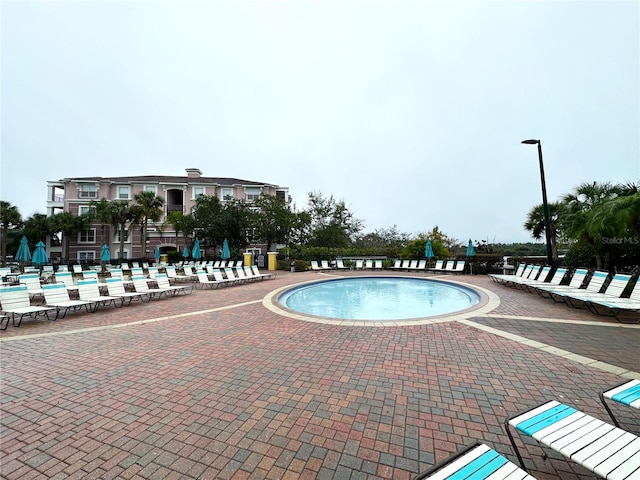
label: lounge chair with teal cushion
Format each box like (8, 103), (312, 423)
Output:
(506, 400), (640, 479)
(600, 379), (640, 428)
(413, 442), (536, 480)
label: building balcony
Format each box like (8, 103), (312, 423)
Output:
(166, 204), (184, 214)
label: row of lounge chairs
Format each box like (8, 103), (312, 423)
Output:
(0, 274), (194, 330)
(414, 379), (639, 479)
(0, 265), (274, 330)
(488, 264), (640, 322)
(310, 259), (466, 273)
(390, 259), (466, 273)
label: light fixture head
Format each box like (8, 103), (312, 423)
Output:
(521, 139), (540, 145)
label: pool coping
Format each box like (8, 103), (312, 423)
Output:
(263, 274), (500, 326)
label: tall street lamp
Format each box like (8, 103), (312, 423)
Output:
(522, 139), (553, 267)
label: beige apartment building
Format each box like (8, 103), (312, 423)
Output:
(46, 168), (288, 263)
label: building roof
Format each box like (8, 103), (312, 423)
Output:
(55, 174), (280, 188)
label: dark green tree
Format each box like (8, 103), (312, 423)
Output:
(89, 198), (113, 245)
(21, 214), (51, 246)
(48, 211), (92, 262)
(133, 191), (165, 260)
(304, 191), (363, 248)
(0, 201), (22, 263)
(108, 201), (136, 261)
(561, 181), (624, 269)
(164, 211), (193, 252)
(191, 195), (225, 251)
(251, 194), (299, 252)
(523, 201), (564, 262)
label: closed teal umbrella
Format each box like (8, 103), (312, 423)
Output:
(466, 239), (475, 257)
(32, 241), (48, 265)
(425, 239), (434, 268)
(101, 244), (111, 262)
(466, 239), (475, 274)
(15, 236), (31, 262)
(192, 239), (202, 260)
(221, 239), (231, 260)
(154, 246), (160, 263)
(182, 244), (190, 259)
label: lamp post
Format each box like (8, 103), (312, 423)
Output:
(521, 139), (553, 267)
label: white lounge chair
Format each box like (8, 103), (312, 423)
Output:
(563, 273), (631, 309)
(212, 269), (239, 287)
(600, 379), (640, 427)
(540, 269), (608, 303)
(76, 279), (123, 309)
(251, 266), (275, 280)
(131, 274), (172, 299)
(534, 268), (589, 298)
(414, 442), (536, 480)
(18, 273), (44, 300)
(0, 284), (53, 329)
(321, 260), (334, 270)
(427, 260), (445, 273)
(105, 277), (151, 305)
(224, 267), (246, 284)
(488, 263), (527, 283)
(336, 259), (347, 269)
(42, 283), (95, 319)
(194, 271), (222, 289)
(506, 400), (640, 479)
(53, 271), (80, 297)
(374, 260), (383, 269)
(165, 265), (191, 284)
(154, 274), (194, 295)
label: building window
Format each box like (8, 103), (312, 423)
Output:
(117, 186), (131, 200)
(246, 187), (261, 201)
(115, 249), (129, 259)
(78, 184), (98, 198)
(193, 186), (205, 199)
(143, 185), (157, 194)
(114, 229), (129, 243)
(79, 229), (96, 244)
(220, 187), (233, 201)
(78, 205), (95, 216)
(78, 251), (96, 261)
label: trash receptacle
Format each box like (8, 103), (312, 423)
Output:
(291, 262), (296, 272)
(267, 252), (278, 271)
(243, 252), (253, 267)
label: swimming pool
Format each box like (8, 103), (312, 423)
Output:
(278, 277), (481, 321)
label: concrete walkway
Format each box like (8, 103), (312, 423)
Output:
(1, 271), (638, 479)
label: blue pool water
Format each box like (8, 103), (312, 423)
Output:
(279, 277), (480, 321)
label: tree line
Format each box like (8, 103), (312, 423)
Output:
(524, 181), (640, 270)
(2, 180), (638, 270)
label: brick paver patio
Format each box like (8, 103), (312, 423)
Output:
(1, 270), (638, 479)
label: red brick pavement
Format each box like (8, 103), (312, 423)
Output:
(1, 271), (638, 479)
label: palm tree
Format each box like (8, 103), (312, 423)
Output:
(523, 201), (564, 262)
(89, 198), (113, 245)
(561, 181), (624, 269)
(0, 201), (22, 264)
(48, 212), (91, 263)
(133, 191), (164, 261)
(108, 201), (136, 262)
(164, 211), (188, 253)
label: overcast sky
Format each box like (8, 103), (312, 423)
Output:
(2, 1), (638, 244)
